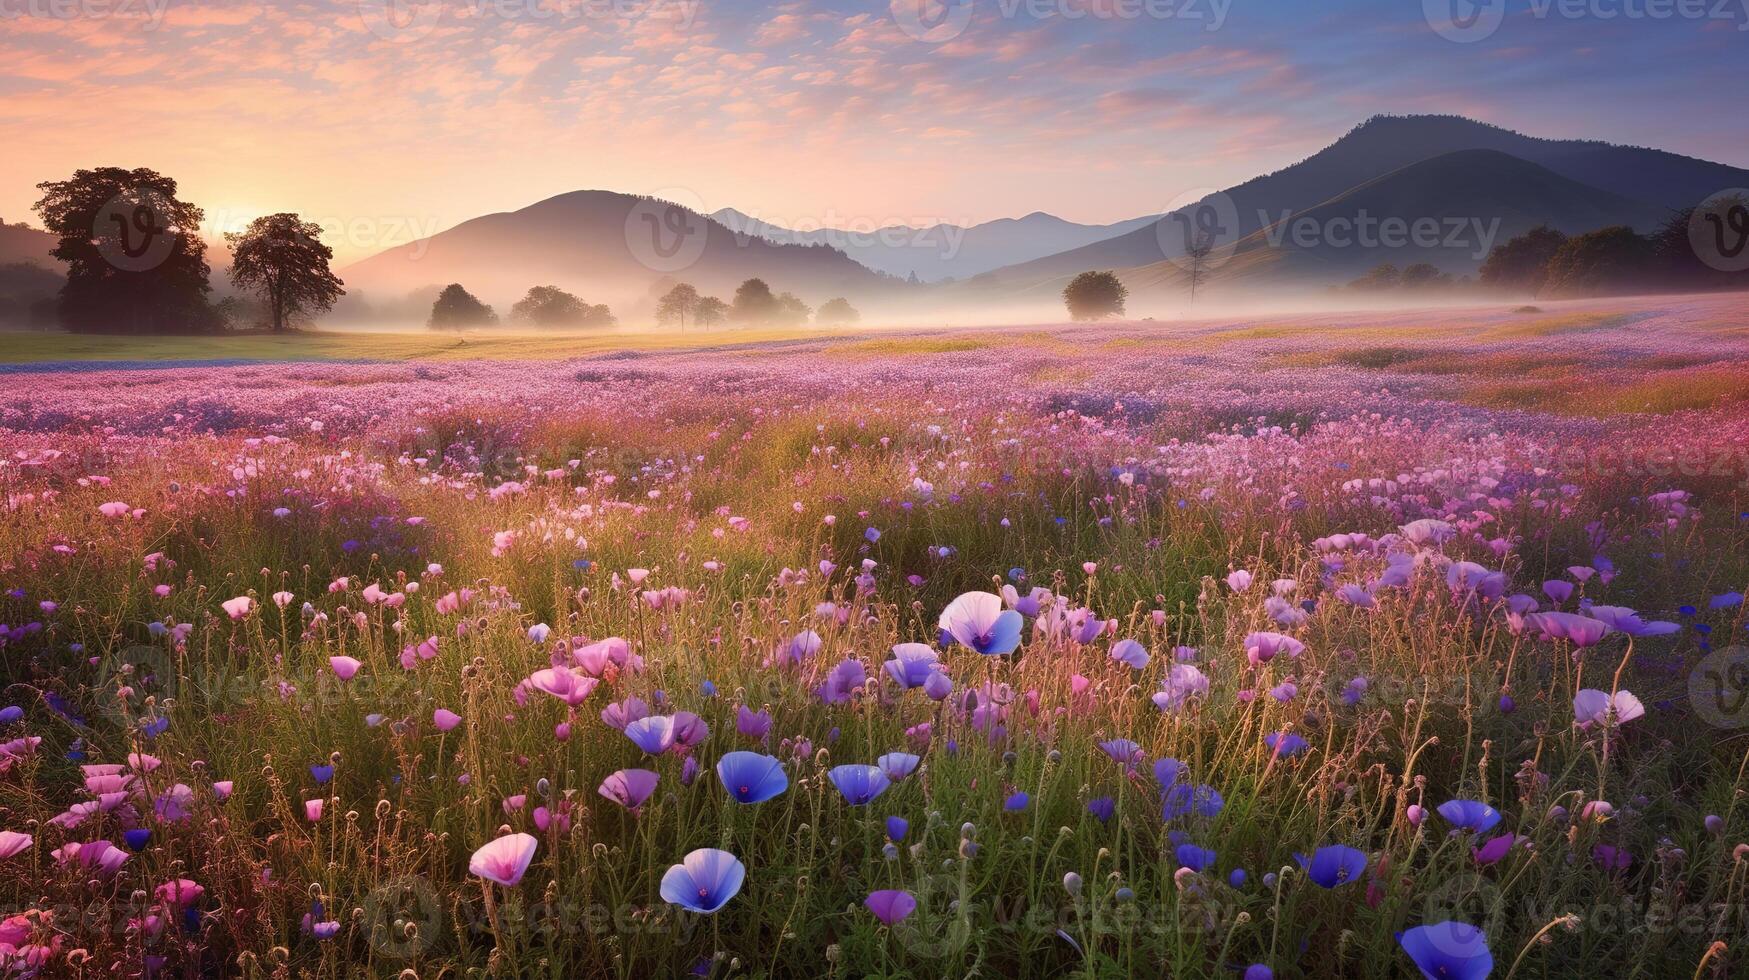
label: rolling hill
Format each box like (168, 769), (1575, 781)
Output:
(339, 190), (902, 317)
(709, 208), (1159, 283)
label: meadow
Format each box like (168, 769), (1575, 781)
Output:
(2, 293), (1749, 978)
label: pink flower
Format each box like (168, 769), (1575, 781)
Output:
(328, 656), (362, 681)
(155, 878), (205, 907)
(221, 596), (255, 620)
(469, 832), (539, 887)
(0, 831), (31, 860)
(1573, 689), (1644, 728)
(271, 591), (295, 608)
(433, 709), (463, 732)
(98, 501), (131, 518)
(304, 799), (325, 822)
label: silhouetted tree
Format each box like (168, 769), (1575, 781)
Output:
(731, 278), (779, 324)
(1348, 263), (1401, 291)
(511, 285), (604, 327)
(694, 296), (729, 327)
(33, 167), (214, 334)
(1479, 226), (1567, 295)
(775, 292), (811, 327)
(1542, 226), (1653, 296)
(1400, 263), (1451, 288)
(1062, 271), (1126, 320)
(225, 213), (344, 332)
(816, 297), (859, 326)
(429, 283), (497, 330)
(656, 283), (701, 331)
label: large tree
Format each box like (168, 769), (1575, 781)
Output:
(1479, 225), (1567, 295)
(816, 297), (859, 326)
(225, 213), (344, 332)
(33, 167), (214, 334)
(509, 285), (611, 328)
(428, 283), (497, 330)
(693, 295), (729, 328)
(1542, 226), (1653, 297)
(731, 278), (779, 324)
(656, 283), (700, 331)
(1062, 271), (1126, 321)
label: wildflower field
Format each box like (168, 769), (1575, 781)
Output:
(4, 293), (1749, 979)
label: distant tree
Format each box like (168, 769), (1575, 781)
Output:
(510, 285), (592, 327)
(579, 303), (616, 329)
(1479, 226), (1567, 295)
(1400, 263), (1451, 288)
(694, 295), (729, 327)
(0, 262), (64, 329)
(816, 297), (859, 326)
(656, 283), (701, 331)
(1062, 271), (1127, 321)
(33, 166), (214, 334)
(1649, 195), (1749, 290)
(731, 278), (780, 324)
(1348, 263), (1401, 291)
(774, 292), (811, 327)
(225, 213), (344, 333)
(1542, 226), (1653, 296)
(429, 283), (497, 330)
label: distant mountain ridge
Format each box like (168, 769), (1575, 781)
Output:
(339, 190), (898, 315)
(977, 114), (1749, 286)
(709, 208), (1159, 282)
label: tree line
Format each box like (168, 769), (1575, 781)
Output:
(28, 167), (344, 334)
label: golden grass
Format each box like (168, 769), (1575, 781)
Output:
(836, 336), (993, 357)
(1480, 311), (1629, 340)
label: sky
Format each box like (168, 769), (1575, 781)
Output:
(3, 0), (1745, 263)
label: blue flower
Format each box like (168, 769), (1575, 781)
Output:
(1174, 844), (1217, 872)
(716, 751), (788, 804)
(1087, 796), (1115, 823)
(1398, 921), (1493, 980)
(1264, 732), (1309, 758)
(1297, 845), (1368, 887)
(1162, 783), (1224, 821)
(1437, 799), (1503, 834)
(828, 765), (891, 806)
(659, 848), (745, 914)
(885, 816), (909, 841)
(310, 765), (335, 784)
(1004, 791), (1030, 812)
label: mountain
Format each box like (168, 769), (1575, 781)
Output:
(710, 208), (1158, 282)
(979, 114), (1748, 285)
(0, 222), (59, 269)
(1100, 148), (1668, 303)
(339, 190), (899, 316)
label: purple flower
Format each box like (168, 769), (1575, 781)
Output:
(1522, 611), (1611, 647)
(864, 889), (917, 925)
(1297, 845), (1367, 887)
(886, 816), (909, 841)
(736, 705), (772, 743)
(1175, 844), (1217, 872)
(1098, 739), (1142, 764)
(1162, 783), (1224, 820)
(1437, 800), (1502, 834)
(1004, 791), (1030, 811)
(877, 752), (920, 782)
(1398, 921), (1492, 980)
(1572, 688), (1645, 729)
(1110, 639), (1150, 670)
(1244, 632), (1304, 665)
(1153, 664), (1209, 712)
(1265, 732), (1308, 758)
(597, 769), (659, 811)
(1087, 796), (1115, 823)
(1471, 834), (1521, 866)
(716, 751), (788, 804)
(1583, 605), (1678, 637)
(816, 658), (867, 704)
(624, 716), (678, 755)
(659, 848), (745, 914)
(828, 765), (891, 806)
(939, 591), (1024, 656)
(885, 643), (940, 688)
